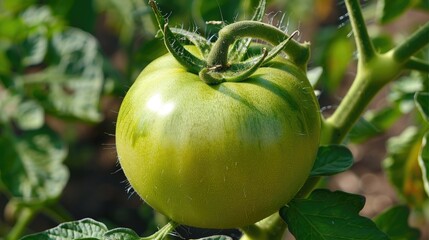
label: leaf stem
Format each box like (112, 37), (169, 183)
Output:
(5, 207), (36, 240)
(345, 0), (376, 63)
(206, 21), (310, 70)
(393, 21), (429, 63)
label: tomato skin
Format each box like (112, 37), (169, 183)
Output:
(116, 49), (321, 228)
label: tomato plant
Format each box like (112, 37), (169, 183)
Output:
(1, 0), (428, 239)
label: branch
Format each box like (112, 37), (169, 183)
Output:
(405, 58), (429, 73)
(393, 21), (429, 63)
(345, 0), (376, 63)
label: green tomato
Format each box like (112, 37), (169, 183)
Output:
(116, 48), (321, 229)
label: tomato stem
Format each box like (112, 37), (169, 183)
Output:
(344, 0), (376, 63)
(5, 206), (37, 240)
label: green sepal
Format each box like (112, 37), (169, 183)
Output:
(169, 27), (212, 58)
(199, 48), (268, 84)
(149, 0), (206, 73)
(199, 31), (298, 84)
(228, 0), (266, 62)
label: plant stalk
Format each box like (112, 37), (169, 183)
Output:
(393, 21), (429, 63)
(240, 213), (287, 240)
(345, 0), (376, 63)
(5, 207), (36, 240)
(405, 58), (429, 72)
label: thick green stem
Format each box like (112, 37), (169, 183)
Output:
(5, 207), (36, 240)
(206, 21), (310, 70)
(345, 0), (376, 63)
(393, 21), (429, 63)
(240, 213), (287, 240)
(405, 58), (429, 72)
(324, 70), (384, 144)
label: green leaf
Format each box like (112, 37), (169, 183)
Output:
(14, 100), (45, 130)
(0, 89), (21, 123)
(20, 6), (56, 27)
(280, 189), (389, 240)
(349, 106), (402, 143)
(0, 125), (68, 203)
(20, 218), (144, 240)
(377, 0), (412, 24)
(20, 218), (108, 240)
(104, 228), (140, 240)
(170, 28), (212, 59)
(419, 132), (429, 196)
(310, 145), (353, 177)
(0, 89), (44, 130)
(383, 127), (428, 206)
(374, 205), (420, 240)
(149, 0), (206, 74)
(415, 92), (429, 122)
(24, 27), (104, 122)
(196, 236), (233, 240)
(313, 27), (353, 93)
(389, 75), (424, 113)
(21, 26), (48, 67)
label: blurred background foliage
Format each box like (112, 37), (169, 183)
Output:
(0, 0), (428, 239)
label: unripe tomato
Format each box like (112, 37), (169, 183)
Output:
(116, 47), (320, 228)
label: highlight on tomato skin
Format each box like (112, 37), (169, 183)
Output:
(115, 46), (321, 229)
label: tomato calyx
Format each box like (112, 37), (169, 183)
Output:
(149, 0), (310, 85)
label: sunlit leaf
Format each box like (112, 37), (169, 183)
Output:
(20, 218), (173, 240)
(20, 218), (107, 240)
(419, 132), (429, 196)
(415, 92), (429, 122)
(14, 100), (44, 130)
(103, 228), (140, 240)
(0, 89), (44, 130)
(24, 28), (104, 122)
(20, 6), (56, 27)
(21, 26), (48, 67)
(383, 127), (428, 206)
(389, 75), (424, 113)
(281, 189), (389, 240)
(0, 89), (21, 123)
(374, 205), (421, 240)
(196, 236), (233, 240)
(0, 125), (68, 203)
